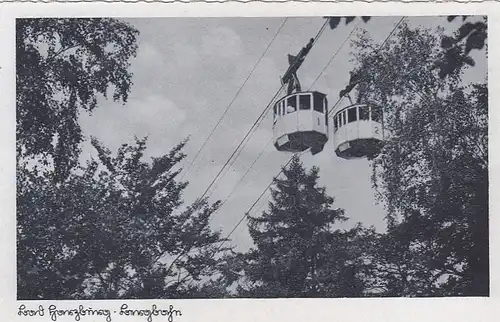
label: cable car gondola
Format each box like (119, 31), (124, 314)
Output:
(331, 99), (385, 159)
(273, 91), (328, 155)
(273, 38), (329, 155)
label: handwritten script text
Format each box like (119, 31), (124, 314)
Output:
(18, 304), (182, 322)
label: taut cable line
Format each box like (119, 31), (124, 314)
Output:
(327, 16), (406, 117)
(168, 18), (332, 281)
(196, 18), (331, 202)
(180, 18), (289, 181)
(216, 17), (408, 255)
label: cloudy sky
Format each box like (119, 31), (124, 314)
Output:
(78, 16), (486, 252)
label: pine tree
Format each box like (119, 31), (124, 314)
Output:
(17, 137), (230, 299)
(237, 156), (365, 297)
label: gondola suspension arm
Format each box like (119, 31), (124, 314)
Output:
(281, 38), (315, 95)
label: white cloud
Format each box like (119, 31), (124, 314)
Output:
(134, 42), (167, 69)
(201, 26), (244, 59)
(80, 94), (186, 158)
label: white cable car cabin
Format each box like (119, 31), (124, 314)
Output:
(331, 102), (385, 159)
(273, 91), (328, 155)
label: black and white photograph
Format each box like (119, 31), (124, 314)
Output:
(14, 12), (489, 302)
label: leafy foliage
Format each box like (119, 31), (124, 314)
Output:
(16, 17), (233, 301)
(325, 16), (371, 30)
(16, 18), (139, 181)
(231, 156), (369, 297)
(437, 16), (487, 78)
(324, 16), (487, 91)
(346, 22), (488, 296)
(17, 138), (230, 299)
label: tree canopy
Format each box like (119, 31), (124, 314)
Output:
(230, 156), (370, 297)
(327, 15), (487, 96)
(16, 18), (139, 181)
(16, 18), (231, 300)
(346, 21), (488, 296)
(17, 137), (230, 299)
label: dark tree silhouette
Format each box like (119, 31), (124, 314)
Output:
(16, 18), (139, 181)
(17, 137), (230, 299)
(232, 156), (368, 297)
(16, 18), (231, 300)
(346, 22), (488, 296)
